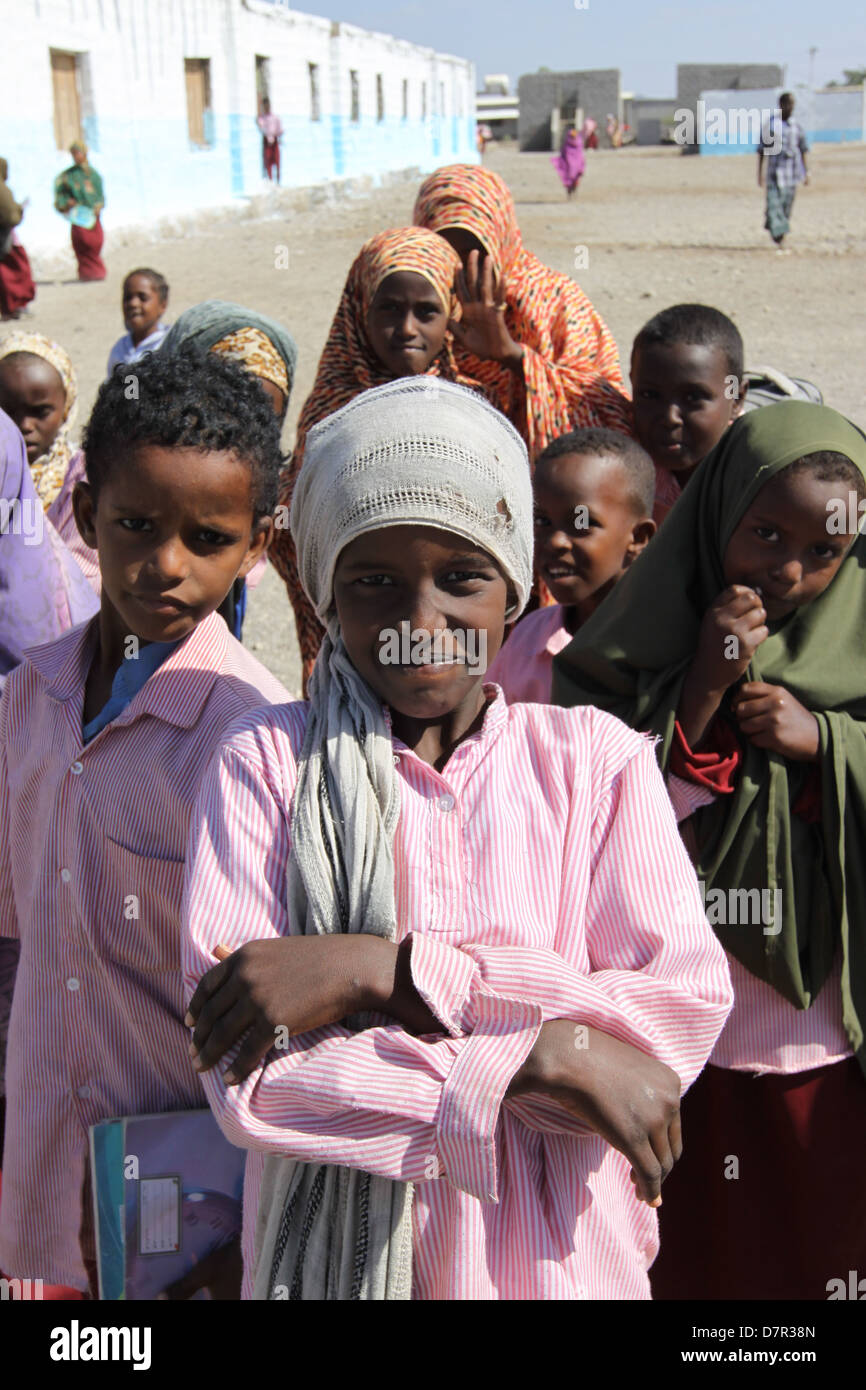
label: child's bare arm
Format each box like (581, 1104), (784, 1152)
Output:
(678, 585), (768, 748)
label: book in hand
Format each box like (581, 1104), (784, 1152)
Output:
(89, 1108), (245, 1300)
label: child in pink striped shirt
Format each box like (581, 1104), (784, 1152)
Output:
(488, 427), (656, 704)
(183, 377), (732, 1301)
(0, 349), (289, 1295)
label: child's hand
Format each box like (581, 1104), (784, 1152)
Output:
(509, 1019), (682, 1206)
(185, 936), (398, 1084)
(693, 585), (769, 692)
(732, 681), (820, 762)
(450, 250), (524, 370)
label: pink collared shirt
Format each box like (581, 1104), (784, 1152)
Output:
(486, 604), (572, 704)
(182, 689), (732, 1300)
(46, 450), (101, 594)
(0, 611), (288, 1288)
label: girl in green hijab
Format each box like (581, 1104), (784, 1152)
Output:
(553, 401), (866, 1300)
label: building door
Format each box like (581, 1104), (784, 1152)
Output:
(185, 59), (212, 146)
(51, 50), (83, 150)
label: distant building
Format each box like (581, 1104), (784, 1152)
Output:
(676, 63), (784, 149)
(623, 95), (680, 145)
(517, 69), (620, 150)
(3, 0), (476, 253)
(475, 74), (519, 140)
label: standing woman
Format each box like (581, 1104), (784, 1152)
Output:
(53, 140), (106, 282)
(414, 165), (631, 461)
(0, 159), (36, 321)
(551, 126), (585, 198)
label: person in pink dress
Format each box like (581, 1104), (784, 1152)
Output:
(257, 98), (284, 183)
(551, 126), (585, 198)
(183, 376), (732, 1301)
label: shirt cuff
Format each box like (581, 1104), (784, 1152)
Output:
(408, 932), (478, 1037)
(670, 717), (741, 792)
(435, 993), (542, 1203)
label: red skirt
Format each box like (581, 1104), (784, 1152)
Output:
(70, 217), (106, 281)
(650, 1057), (866, 1300)
(0, 242), (36, 316)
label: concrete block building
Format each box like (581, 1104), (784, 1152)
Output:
(676, 63), (784, 147)
(2, 0), (477, 253)
(517, 69), (620, 151)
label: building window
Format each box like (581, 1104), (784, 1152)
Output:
(185, 58), (213, 147)
(309, 62), (321, 121)
(376, 73), (384, 122)
(51, 49), (83, 150)
(255, 54), (270, 113)
(349, 69), (360, 123)
(402, 78), (408, 120)
(421, 81), (427, 119)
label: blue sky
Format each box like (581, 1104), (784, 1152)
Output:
(305, 0), (864, 97)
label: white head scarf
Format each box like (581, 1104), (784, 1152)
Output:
(254, 379), (532, 1302)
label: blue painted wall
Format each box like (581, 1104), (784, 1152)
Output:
(7, 109), (478, 254)
(697, 87), (864, 156)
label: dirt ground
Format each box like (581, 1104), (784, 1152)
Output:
(8, 142), (866, 697)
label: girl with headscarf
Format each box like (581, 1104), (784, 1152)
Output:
(0, 159), (36, 320)
(161, 300), (298, 638)
(54, 140), (106, 282)
(269, 226), (489, 686)
(413, 165), (632, 462)
(552, 402), (866, 1300)
(0, 332), (78, 510)
(551, 127), (585, 198)
(182, 376), (730, 1301)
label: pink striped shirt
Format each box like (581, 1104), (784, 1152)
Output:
(46, 450), (101, 594)
(486, 604), (572, 704)
(0, 611), (288, 1288)
(666, 774), (851, 1074)
(182, 689), (733, 1300)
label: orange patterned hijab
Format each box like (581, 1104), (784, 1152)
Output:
(293, 226), (482, 445)
(413, 164), (633, 459)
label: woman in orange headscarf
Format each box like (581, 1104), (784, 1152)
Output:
(413, 164), (632, 459)
(269, 225), (488, 684)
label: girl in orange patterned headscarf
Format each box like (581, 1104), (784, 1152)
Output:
(270, 226), (489, 685)
(413, 164), (632, 459)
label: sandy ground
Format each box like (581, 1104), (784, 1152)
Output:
(7, 143), (865, 697)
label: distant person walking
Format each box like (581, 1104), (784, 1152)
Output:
(0, 158), (35, 320)
(758, 92), (809, 252)
(551, 126), (585, 197)
(606, 114), (622, 148)
(257, 98), (283, 183)
(53, 140), (106, 281)
(582, 116), (599, 150)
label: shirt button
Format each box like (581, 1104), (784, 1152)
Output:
(76, 1084), (91, 1099)
(393, 754), (400, 765)
(66, 977), (80, 991)
(70, 761), (83, 775)
(438, 794), (455, 812)
(60, 868), (72, 883)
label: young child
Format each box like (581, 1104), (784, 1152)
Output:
(630, 303), (747, 525)
(0, 332), (78, 510)
(487, 427), (655, 703)
(269, 226), (486, 687)
(0, 350), (288, 1295)
(553, 402), (866, 1300)
(106, 267), (170, 376)
(182, 376), (732, 1301)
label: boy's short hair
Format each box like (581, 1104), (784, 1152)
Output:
(632, 303), (744, 380)
(535, 427), (656, 518)
(786, 450), (866, 503)
(124, 266), (170, 302)
(83, 348), (283, 520)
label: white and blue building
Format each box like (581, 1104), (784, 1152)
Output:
(2, 0), (477, 253)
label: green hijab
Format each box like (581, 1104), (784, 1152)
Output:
(553, 402), (866, 1071)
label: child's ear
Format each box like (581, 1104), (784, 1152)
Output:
(236, 516), (273, 578)
(625, 517), (656, 564)
(730, 379), (748, 419)
(72, 481), (98, 547)
(503, 583), (521, 623)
